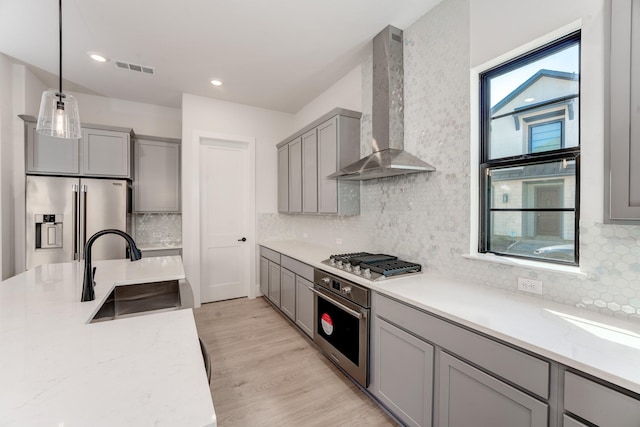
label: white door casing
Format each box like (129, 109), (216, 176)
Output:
(198, 136), (255, 303)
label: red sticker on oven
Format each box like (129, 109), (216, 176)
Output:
(321, 313), (334, 336)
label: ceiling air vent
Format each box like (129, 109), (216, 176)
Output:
(114, 60), (155, 75)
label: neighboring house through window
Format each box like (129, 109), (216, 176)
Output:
(479, 31), (581, 264)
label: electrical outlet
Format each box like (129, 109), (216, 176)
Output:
(336, 237), (343, 245)
(517, 277), (543, 295)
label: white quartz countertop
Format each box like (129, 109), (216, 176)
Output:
(260, 240), (640, 395)
(0, 256), (216, 426)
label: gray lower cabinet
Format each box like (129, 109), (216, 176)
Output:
(280, 268), (296, 320)
(563, 371), (640, 427)
(562, 415), (588, 427)
(607, 0), (640, 221)
(259, 256), (269, 297)
(277, 145), (289, 213)
(268, 261), (281, 306)
(134, 136), (180, 212)
(438, 352), (548, 427)
(141, 248), (181, 257)
(372, 317), (433, 427)
(295, 275), (313, 337)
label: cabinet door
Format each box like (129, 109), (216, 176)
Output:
(302, 129), (318, 213)
(295, 276), (314, 337)
(26, 123), (79, 175)
(562, 415), (588, 427)
(280, 268), (296, 320)
(277, 145), (289, 213)
(372, 318), (433, 427)
(268, 261), (281, 306)
(134, 138), (180, 212)
(81, 128), (130, 178)
(259, 256), (269, 297)
(288, 138), (302, 213)
(317, 117), (338, 213)
(438, 352), (548, 427)
(608, 0), (640, 220)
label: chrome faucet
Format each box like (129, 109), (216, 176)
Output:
(81, 229), (142, 302)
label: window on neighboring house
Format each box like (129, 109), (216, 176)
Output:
(479, 31), (580, 265)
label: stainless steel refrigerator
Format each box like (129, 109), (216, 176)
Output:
(26, 175), (130, 270)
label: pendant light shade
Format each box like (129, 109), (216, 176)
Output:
(36, 91), (81, 139)
(36, 0), (81, 139)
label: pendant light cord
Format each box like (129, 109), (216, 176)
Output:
(58, 0), (63, 103)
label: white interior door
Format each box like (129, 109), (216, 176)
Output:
(200, 139), (250, 303)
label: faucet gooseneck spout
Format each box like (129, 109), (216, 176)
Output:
(81, 229), (142, 302)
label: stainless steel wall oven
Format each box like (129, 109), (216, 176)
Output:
(311, 269), (370, 388)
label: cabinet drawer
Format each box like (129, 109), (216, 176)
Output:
(564, 371), (640, 427)
(374, 293), (549, 399)
(562, 415), (588, 427)
(281, 255), (313, 281)
(259, 246), (281, 264)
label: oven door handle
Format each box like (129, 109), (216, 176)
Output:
(309, 287), (364, 319)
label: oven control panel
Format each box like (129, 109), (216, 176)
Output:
(314, 269), (370, 308)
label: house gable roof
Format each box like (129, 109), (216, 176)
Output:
(491, 69), (578, 115)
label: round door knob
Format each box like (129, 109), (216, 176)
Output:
(237, 237), (247, 242)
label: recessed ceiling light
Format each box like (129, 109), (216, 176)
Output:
(90, 54), (107, 63)
(211, 79), (223, 86)
(524, 97), (535, 102)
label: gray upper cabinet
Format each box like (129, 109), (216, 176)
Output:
(25, 121), (80, 175)
(81, 127), (131, 178)
(276, 108), (361, 216)
(277, 145), (289, 213)
(288, 138), (302, 213)
(607, 0), (640, 221)
(22, 116), (132, 179)
(134, 136), (181, 212)
(302, 129), (318, 213)
(438, 352), (548, 427)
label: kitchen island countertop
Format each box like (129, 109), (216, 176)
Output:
(0, 256), (215, 426)
(260, 239), (640, 396)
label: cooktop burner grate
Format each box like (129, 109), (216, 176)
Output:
(366, 260), (422, 277)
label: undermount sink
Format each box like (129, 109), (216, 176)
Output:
(90, 280), (183, 323)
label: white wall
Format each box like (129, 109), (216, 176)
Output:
(0, 54), (43, 279)
(68, 92), (181, 138)
(470, 0), (607, 223)
(181, 93), (293, 305)
(292, 64), (362, 130)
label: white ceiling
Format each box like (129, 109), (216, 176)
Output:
(0, 0), (441, 113)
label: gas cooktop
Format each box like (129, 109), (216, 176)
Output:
(321, 252), (422, 281)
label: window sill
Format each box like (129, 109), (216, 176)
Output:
(462, 252), (589, 278)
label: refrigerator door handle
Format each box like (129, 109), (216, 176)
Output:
(72, 184), (79, 260)
(80, 184), (88, 259)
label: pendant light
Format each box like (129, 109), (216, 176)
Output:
(36, 0), (81, 139)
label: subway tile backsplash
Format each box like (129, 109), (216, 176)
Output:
(259, 0), (640, 322)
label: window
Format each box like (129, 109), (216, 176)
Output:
(479, 32), (580, 265)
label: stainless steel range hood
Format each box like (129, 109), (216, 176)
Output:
(329, 25), (435, 181)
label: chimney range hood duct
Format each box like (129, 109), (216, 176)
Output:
(329, 25), (435, 181)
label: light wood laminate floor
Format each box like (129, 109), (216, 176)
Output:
(194, 297), (396, 426)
